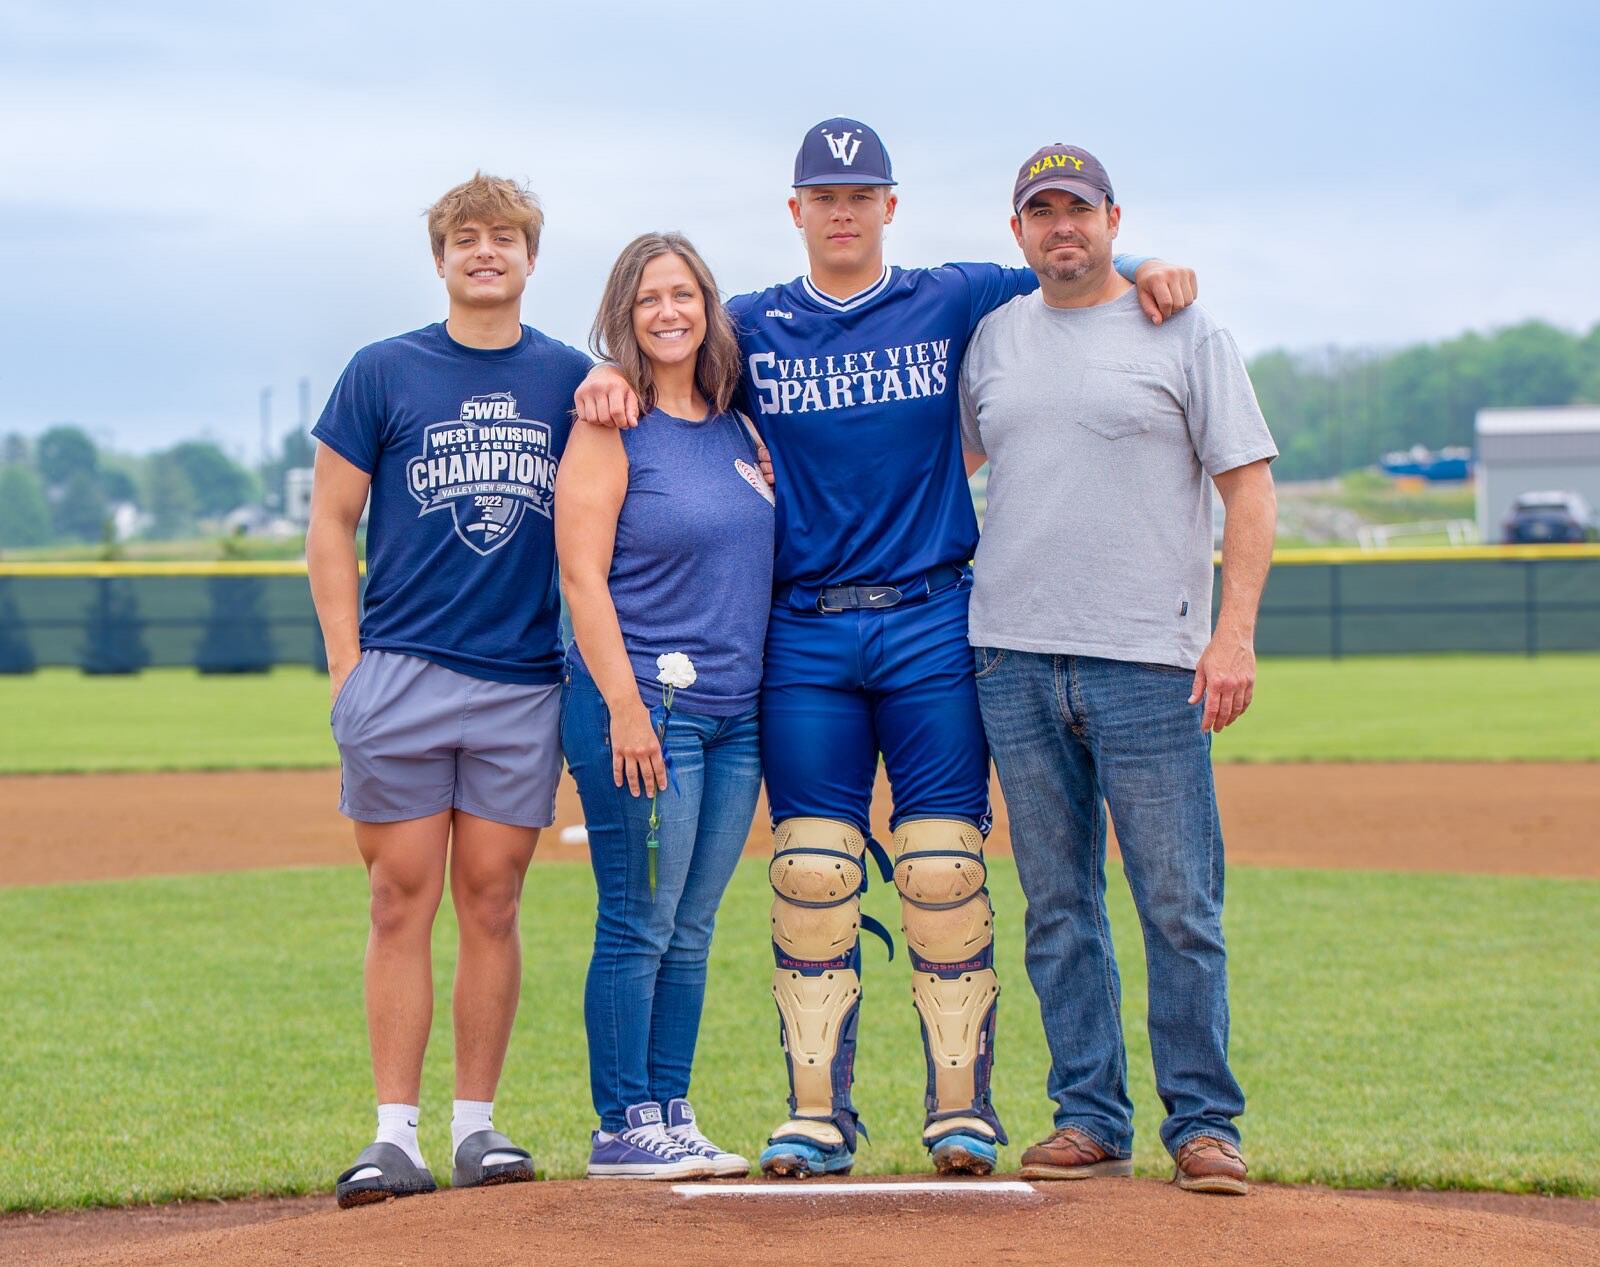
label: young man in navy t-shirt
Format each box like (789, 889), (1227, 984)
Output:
(307, 173), (590, 1206)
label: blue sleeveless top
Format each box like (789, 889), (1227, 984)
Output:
(569, 406), (775, 716)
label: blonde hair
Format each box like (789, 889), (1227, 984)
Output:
(426, 172), (543, 259)
(590, 233), (741, 416)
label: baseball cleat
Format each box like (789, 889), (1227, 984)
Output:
(929, 1132), (998, 1176)
(759, 1137), (855, 1179)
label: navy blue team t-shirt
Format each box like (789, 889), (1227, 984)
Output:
(312, 322), (590, 684)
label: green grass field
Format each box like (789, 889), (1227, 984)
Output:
(2, 655), (1598, 774)
(3, 655), (1595, 1213)
(1, 859), (1595, 1211)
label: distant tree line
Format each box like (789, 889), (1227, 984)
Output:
(4, 317), (1598, 544)
(0, 426), (314, 549)
(1250, 319), (1600, 480)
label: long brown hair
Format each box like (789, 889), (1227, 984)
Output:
(590, 233), (741, 416)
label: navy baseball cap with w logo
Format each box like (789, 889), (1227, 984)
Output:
(794, 117), (896, 187)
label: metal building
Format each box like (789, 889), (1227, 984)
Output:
(1476, 407), (1600, 543)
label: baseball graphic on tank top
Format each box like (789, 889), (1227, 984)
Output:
(735, 457), (776, 505)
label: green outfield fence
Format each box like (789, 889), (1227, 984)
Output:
(1, 547), (1599, 672)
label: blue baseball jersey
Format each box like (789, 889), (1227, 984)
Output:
(727, 258), (1142, 594)
(312, 322), (590, 684)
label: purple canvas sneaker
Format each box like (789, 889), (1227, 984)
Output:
(587, 1102), (715, 1180)
(665, 1098), (750, 1178)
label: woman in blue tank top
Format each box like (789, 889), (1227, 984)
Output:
(555, 233), (774, 1179)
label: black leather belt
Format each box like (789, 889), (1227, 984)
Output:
(780, 565), (966, 614)
(817, 584), (905, 612)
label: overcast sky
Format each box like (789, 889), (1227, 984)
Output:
(3, 0), (1597, 457)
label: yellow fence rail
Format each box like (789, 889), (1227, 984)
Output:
(4, 544), (1600, 578)
(1, 548), (1597, 664)
(0, 561), (355, 578)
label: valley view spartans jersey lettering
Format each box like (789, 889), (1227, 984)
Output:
(727, 259), (1142, 596)
(313, 322), (590, 684)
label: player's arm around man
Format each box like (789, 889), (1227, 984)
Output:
(572, 243), (1196, 430)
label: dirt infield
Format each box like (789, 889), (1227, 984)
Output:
(4, 1177), (1596, 1267)
(3, 762), (1596, 888)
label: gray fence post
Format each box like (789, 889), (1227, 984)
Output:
(1524, 561), (1538, 658)
(1329, 564), (1343, 660)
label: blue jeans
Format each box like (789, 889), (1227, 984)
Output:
(973, 648), (1244, 1157)
(561, 663), (762, 1132)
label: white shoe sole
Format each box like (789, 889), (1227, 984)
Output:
(587, 1161), (715, 1180)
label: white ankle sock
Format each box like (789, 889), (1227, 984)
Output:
(451, 1100), (494, 1156)
(451, 1099), (521, 1166)
(375, 1102), (425, 1169)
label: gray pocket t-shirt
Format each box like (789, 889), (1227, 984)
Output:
(959, 288), (1276, 669)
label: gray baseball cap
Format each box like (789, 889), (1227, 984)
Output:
(1012, 144), (1114, 214)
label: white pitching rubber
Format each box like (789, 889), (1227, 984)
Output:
(673, 1181), (1035, 1198)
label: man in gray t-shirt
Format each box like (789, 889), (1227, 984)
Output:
(958, 144), (1278, 1195)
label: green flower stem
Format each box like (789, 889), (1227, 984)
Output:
(646, 802), (660, 898)
(645, 684), (677, 900)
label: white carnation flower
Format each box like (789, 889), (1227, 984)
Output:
(655, 652), (697, 689)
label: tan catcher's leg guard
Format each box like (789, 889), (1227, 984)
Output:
(893, 817), (1007, 1160)
(762, 817), (872, 1173)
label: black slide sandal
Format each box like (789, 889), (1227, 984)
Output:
(451, 1130), (535, 1188)
(336, 1142), (438, 1209)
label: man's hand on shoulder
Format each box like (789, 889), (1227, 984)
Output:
(574, 364), (640, 429)
(1132, 260), (1198, 326)
(1189, 623), (1255, 733)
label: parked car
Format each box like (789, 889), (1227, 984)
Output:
(1380, 444), (1474, 482)
(1502, 491), (1598, 544)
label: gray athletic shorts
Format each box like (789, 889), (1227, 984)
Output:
(331, 650), (562, 829)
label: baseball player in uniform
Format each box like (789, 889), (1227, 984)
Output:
(308, 173), (590, 1206)
(574, 119), (1197, 1178)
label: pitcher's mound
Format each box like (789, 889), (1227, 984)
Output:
(25, 1177), (1599, 1267)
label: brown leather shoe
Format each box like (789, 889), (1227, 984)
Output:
(1173, 1136), (1248, 1195)
(1019, 1127), (1133, 1180)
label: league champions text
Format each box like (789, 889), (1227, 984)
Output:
(406, 393), (558, 555)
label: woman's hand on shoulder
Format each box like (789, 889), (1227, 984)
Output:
(611, 697), (667, 797)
